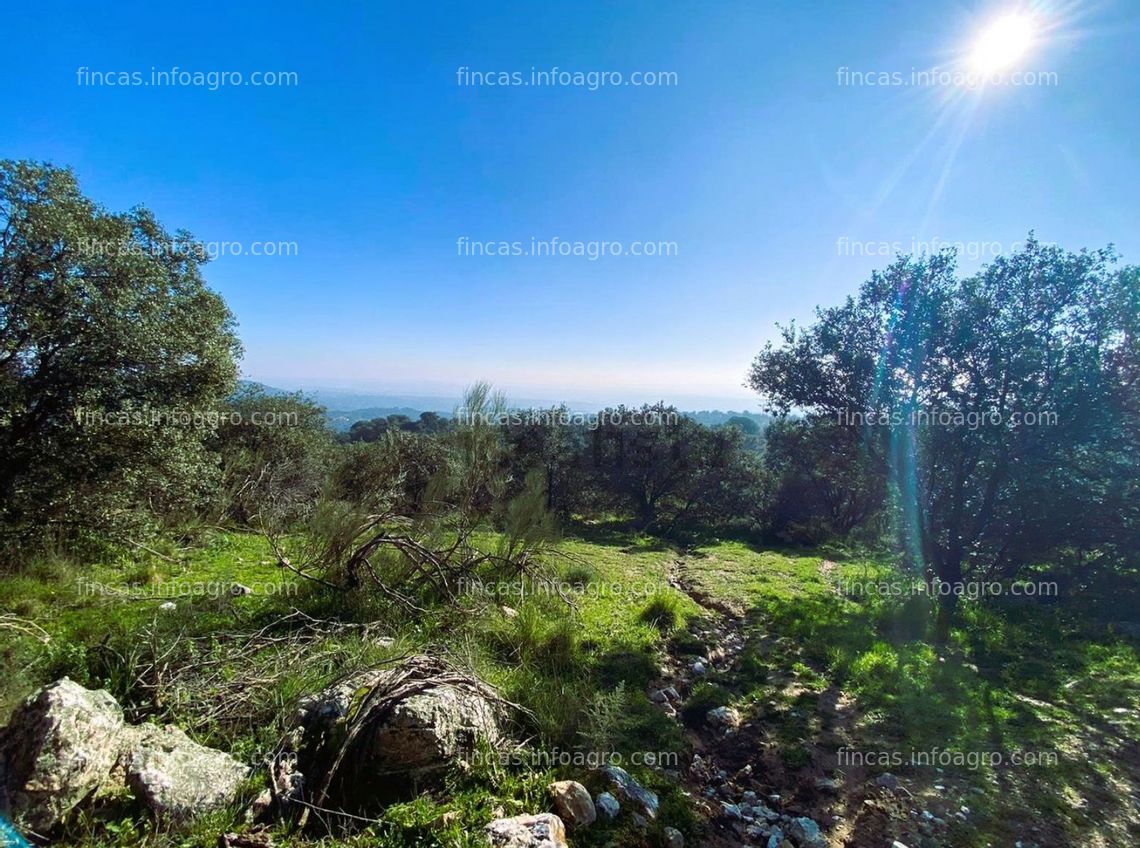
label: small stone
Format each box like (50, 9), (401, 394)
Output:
(663, 826), (684, 848)
(788, 816), (827, 848)
(246, 788), (273, 822)
(159, 601), (177, 611)
(500, 606), (519, 618)
(229, 582), (252, 596)
(706, 706), (742, 728)
(722, 802), (743, 820)
(691, 660), (706, 676)
(547, 780), (595, 828)
(814, 777), (840, 792)
(486, 813), (568, 847)
(876, 772), (898, 790)
(766, 827), (784, 848)
(595, 791), (620, 820)
(650, 689), (669, 703)
(756, 804), (780, 823)
(601, 765), (658, 819)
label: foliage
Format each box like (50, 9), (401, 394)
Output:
(763, 417), (886, 543)
(214, 388), (335, 528)
(344, 411), (449, 442)
(749, 239), (1140, 622)
(0, 161), (240, 556)
(580, 404), (767, 533)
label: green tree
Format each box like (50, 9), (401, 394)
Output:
(749, 239), (1139, 634)
(214, 388), (334, 528)
(0, 161), (240, 550)
(586, 404), (763, 532)
(763, 417), (886, 543)
(346, 417), (390, 443)
(502, 406), (589, 513)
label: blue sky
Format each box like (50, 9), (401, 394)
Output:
(3, 0), (1138, 409)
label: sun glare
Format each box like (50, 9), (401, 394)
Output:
(970, 12), (1036, 74)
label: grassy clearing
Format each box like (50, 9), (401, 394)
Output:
(681, 540), (1140, 847)
(0, 529), (701, 847)
(5, 531), (1136, 846)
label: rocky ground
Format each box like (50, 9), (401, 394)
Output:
(642, 556), (957, 848)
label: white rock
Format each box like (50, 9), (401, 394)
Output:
(123, 724), (249, 820)
(546, 780), (595, 828)
(706, 706), (742, 728)
(486, 813), (568, 847)
(0, 679), (125, 831)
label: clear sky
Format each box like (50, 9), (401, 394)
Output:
(3, 0), (1137, 409)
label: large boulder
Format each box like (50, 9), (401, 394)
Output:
(0, 679), (247, 831)
(486, 813), (567, 847)
(0, 679), (126, 832)
(123, 724), (248, 820)
(292, 656), (504, 809)
(546, 780), (595, 827)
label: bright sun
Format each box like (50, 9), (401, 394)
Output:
(970, 13), (1036, 74)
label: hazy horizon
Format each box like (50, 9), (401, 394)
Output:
(245, 376), (767, 414)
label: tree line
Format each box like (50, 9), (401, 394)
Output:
(3, 161), (1137, 634)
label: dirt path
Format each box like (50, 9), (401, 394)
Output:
(648, 555), (1140, 848)
(647, 556), (837, 848)
(648, 557), (960, 848)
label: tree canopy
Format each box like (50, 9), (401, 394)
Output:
(0, 161), (241, 546)
(749, 239), (1139, 623)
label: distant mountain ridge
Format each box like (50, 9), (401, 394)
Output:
(236, 381), (772, 432)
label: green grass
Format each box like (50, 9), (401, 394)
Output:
(679, 539), (1140, 847)
(0, 529), (699, 847)
(5, 531), (1137, 846)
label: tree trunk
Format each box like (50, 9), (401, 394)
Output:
(934, 547), (963, 644)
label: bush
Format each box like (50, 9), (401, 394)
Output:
(639, 590), (683, 632)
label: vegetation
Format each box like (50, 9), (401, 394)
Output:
(1, 161), (1137, 846)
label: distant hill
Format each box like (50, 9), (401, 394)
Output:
(236, 381), (773, 433)
(686, 410), (773, 430)
(324, 407), (442, 431)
